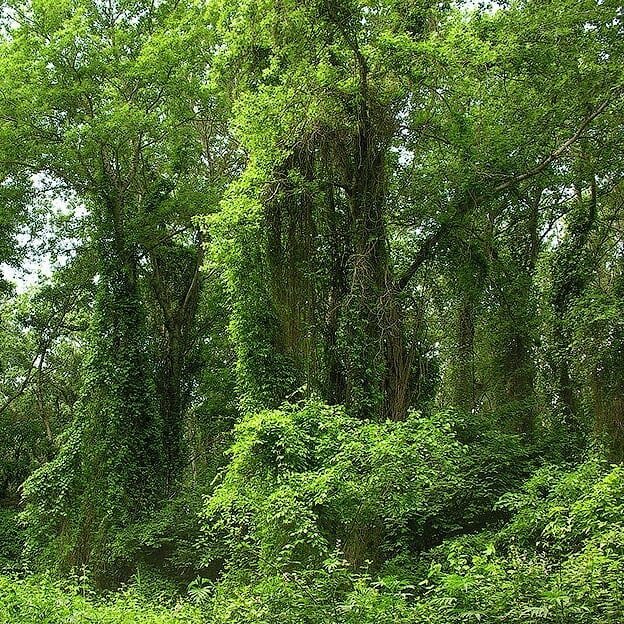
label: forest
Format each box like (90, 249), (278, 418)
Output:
(0, 0), (623, 621)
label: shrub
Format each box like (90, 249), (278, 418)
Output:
(199, 421), (624, 624)
(202, 401), (479, 575)
(198, 400), (533, 622)
(0, 574), (201, 624)
(421, 459), (624, 623)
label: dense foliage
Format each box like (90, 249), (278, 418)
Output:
(0, 575), (201, 623)
(0, 0), (623, 621)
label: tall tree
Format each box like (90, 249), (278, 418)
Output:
(0, 0), (221, 577)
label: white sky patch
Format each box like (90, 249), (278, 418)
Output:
(456, 0), (502, 13)
(1, 175), (85, 294)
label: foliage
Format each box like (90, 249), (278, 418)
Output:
(417, 459), (624, 623)
(0, 0), (623, 619)
(0, 510), (23, 573)
(200, 459), (624, 624)
(0, 574), (201, 624)
(201, 401), (530, 575)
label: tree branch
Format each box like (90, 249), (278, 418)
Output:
(493, 98), (613, 194)
(397, 97), (616, 291)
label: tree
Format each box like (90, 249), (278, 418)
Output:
(1, 0), (223, 577)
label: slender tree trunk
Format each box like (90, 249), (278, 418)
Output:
(325, 182), (349, 405)
(148, 240), (204, 489)
(453, 294), (476, 413)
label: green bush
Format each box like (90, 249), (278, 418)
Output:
(202, 401), (505, 575)
(197, 400), (533, 622)
(206, 560), (416, 624)
(0, 509), (24, 573)
(0, 574), (201, 624)
(419, 459), (624, 623)
(198, 424), (624, 624)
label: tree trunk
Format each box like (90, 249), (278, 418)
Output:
(453, 295), (476, 414)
